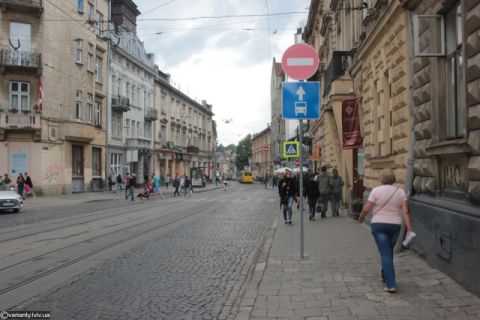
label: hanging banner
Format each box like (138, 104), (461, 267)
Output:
(342, 98), (363, 149)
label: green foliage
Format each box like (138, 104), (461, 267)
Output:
(235, 134), (252, 171)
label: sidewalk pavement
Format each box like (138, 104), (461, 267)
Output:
(229, 208), (480, 320)
(22, 183), (223, 207)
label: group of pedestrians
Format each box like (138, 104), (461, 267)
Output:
(172, 175), (192, 197)
(0, 172), (34, 198)
(277, 166), (344, 224)
(277, 165), (414, 294)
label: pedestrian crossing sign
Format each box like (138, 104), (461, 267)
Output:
(283, 141), (300, 158)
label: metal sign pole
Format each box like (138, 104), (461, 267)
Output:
(299, 119), (304, 260)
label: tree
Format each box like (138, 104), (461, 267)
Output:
(235, 134), (252, 171)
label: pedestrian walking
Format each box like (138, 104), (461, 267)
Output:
(278, 169), (297, 225)
(107, 168), (115, 191)
(358, 168), (413, 293)
(165, 175), (171, 189)
(16, 173), (25, 199)
(3, 174), (12, 190)
(222, 175), (228, 191)
(330, 168), (344, 216)
(23, 172), (34, 197)
(316, 166), (331, 218)
(173, 175), (180, 197)
(184, 176), (192, 197)
(180, 176), (185, 193)
(154, 173), (160, 194)
(125, 173), (135, 201)
(115, 174), (123, 193)
(304, 173), (320, 221)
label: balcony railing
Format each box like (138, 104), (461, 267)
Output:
(324, 51), (350, 95)
(0, 49), (41, 72)
(111, 95), (130, 112)
(0, 0), (43, 14)
(144, 108), (158, 121)
(0, 111), (41, 130)
(126, 137), (151, 149)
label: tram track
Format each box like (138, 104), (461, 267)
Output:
(0, 194), (186, 242)
(0, 196), (223, 304)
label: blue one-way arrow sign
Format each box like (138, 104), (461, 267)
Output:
(282, 82), (321, 119)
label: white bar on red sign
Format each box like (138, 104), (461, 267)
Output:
(287, 58), (314, 66)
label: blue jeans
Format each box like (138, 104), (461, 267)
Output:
(371, 223), (401, 289)
(282, 196), (294, 221)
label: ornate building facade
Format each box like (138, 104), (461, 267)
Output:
(0, 0), (109, 194)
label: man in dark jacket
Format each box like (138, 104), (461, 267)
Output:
(316, 166), (331, 218)
(304, 173), (320, 220)
(330, 168), (344, 216)
(278, 169), (297, 224)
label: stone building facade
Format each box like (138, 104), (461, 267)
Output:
(270, 58), (285, 169)
(304, 0), (480, 295)
(402, 0), (480, 295)
(154, 72), (215, 181)
(351, 1), (412, 190)
(0, 0), (109, 194)
(251, 126), (272, 178)
(107, 0), (157, 183)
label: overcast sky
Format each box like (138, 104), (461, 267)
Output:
(133, 0), (310, 146)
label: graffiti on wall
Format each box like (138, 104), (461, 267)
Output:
(44, 162), (62, 184)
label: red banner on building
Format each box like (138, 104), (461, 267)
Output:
(342, 98), (362, 149)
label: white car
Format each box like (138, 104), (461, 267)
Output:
(0, 190), (23, 213)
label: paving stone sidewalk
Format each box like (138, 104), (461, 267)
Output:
(229, 208), (480, 320)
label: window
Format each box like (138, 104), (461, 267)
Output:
(161, 95), (166, 114)
(87, 103), (93, 122)
(76, 90), (82, 99)
(413, 15), (445, 56)
(75, 39), (83, 64)
(95, 56), (102, 83)
(112, 113), (122, 137)
(92, 147), (101, 176)
(96, 11), (104, 35)
(75, 102), (82, 120)
(126, 119), (131, 137)
(110, 153), (122, 176)
(9, 81), (30, 112)
(445, 3), (465, 138)
(94, 101), (101, 126)
(72, 145), (84, 177)
(87, 43), (94, 72)
(87, 2), (94, 22)
(77, 0), (84, 13)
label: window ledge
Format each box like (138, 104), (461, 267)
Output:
(365, 155), (396, 169)
(426, 139), (469, 156)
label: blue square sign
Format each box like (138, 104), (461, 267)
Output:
(282, 82), (320, 119)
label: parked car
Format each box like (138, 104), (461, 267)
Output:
(0, 190), (23, 213)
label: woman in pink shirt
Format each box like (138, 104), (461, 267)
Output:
(358, 169), (413, 293)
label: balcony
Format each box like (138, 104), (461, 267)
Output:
(144, 108), (158, 121)
(0, 49), (41, 73)
(187, 145), (199, 154)
(324, 51), (350, 95)
(126, 137), (151, 149)
(0, 0), (43, 15)
(111, 95), (130, 113)
(0, 111), (41, 141)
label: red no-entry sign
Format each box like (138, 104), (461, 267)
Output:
(281, 43), (319, 81)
